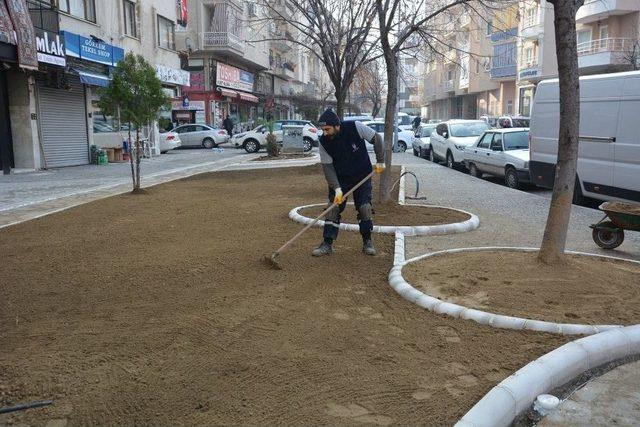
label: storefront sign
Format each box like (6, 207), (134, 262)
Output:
(216, 63), (254, 93)
(172, 100), (205, 111)
(519, 68), (539, 80)
(156, 64), (190, 86)
(61, 31), (124, 66)
(188, 71), (205, 91)
(195, 110), (205, 124)
(36, 30), (65, 67)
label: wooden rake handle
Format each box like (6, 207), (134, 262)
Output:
(275, 171), (376, 255)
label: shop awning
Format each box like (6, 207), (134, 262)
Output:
(238, 92), (259, 103)
(218, 87), (238, 98)
(76, 70), (111, 87)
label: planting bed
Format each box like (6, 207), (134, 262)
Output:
(404, 249), (640, 325)
(0, 165), (566, 426)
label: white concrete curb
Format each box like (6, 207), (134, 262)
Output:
(289, 204), (479, 237)
(455, 324), (640, 427)
(391, 246), (640, 335)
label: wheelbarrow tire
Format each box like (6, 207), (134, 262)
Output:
(592, 221), (625, 249)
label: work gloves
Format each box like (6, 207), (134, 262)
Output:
(374, 163), (386, 174)
(333, 188), (344, 205)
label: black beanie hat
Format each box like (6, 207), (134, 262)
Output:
(318, 108), (340, 126)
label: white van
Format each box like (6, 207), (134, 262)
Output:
(530, 70), (640, 203)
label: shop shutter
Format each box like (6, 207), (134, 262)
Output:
(37, 76), (89, 167)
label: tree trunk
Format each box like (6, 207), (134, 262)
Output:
(335, 88), (347, 120)
(128, 125), (135, 191)
(372, 101), (380, 118)
(538, 0), (582, 264)
(134, 128), (141, 191)
(379, 53), (398, 203)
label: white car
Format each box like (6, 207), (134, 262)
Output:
(429, 120), (491, 168)
(362, 121), (415, 152)
(159, 131), (182, 153)
(231, 120), (319, 153)
(463, 128), (531, 189)
(171, 124), (229, 148)
(412, 124), (437, 158)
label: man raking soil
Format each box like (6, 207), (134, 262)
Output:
(266, 109), (385, 269)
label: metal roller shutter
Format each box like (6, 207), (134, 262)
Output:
(37, 76), (89, 167)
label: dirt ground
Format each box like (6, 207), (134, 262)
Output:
(1, 165), (567, 426)
(405, 250), (640, 325)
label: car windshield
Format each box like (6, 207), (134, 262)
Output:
(503, 131), (529, 150)
(421, 126), (436, 137)
(450, 122), (489, 137)
(512, 118), (530, 127)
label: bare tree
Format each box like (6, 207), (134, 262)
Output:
(256, 0), (378, 118)
(537, 0), (585, 264)
(622, 40), (640, 71)
(354, 60), (385, 117)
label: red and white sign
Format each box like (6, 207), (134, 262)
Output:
(216, 62), (254, 93)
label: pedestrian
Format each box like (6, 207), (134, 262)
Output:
(223, 115), (234, 137)
(412, 115), (422, 131)
(312, 108), (385, 257)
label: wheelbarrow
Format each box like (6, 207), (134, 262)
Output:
(590, 202), (640, 249)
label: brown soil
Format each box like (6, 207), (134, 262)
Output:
(254, 153), (316, 161)
(405, 250), (640, 325)
(0, 165), (566, 426)
(301, 204), (471, 227)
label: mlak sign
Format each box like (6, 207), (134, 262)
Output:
(36, 30), (65, 67)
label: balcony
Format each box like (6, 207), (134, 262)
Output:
(27, 0), (59, 33)
(202, 32), (245, 55)
(578, 38), (639, 71)
(520, 11), (543, 40)
(490, 28), (517, 44)
(444, 80), (455, 92)
(577, 0), (640, 23)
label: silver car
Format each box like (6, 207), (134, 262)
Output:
(172, 124), (229, 148)
(463, 128), (531, 189)
(412, 124), (437, 158)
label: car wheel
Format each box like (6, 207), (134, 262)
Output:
(160, 150), (168, 154)
(303, 138), (313, 152)
(446, 151), (455, 169)
(244, 139), (260, 153)
(398, 141), (407, 152)
(505, 167), (520, 189)
(202, 138), (216, 149)
(592, 221), (625, 249)
(429, 149), (436, 162)
(469, 163), (482, 178)
(413, 146), (419, 157)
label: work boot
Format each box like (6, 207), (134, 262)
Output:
(312, 241), (333, 257)
(363, 239), (377, 256)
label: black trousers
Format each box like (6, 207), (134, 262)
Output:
(323, 178), (373, 242)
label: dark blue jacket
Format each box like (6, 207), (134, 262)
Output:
(319, 121), (372, 185)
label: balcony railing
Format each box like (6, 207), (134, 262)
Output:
(577, 38), (638, 56)
(202, 32), (245, 53)
(522, 10), (540, 29)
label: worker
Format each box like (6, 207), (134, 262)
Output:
(313, 108), (385, 257)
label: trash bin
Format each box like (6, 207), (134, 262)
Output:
(282, 125), (305, 155)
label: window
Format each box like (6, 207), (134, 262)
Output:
(123, 0), (137, 38)
(436, 123), (448, 136)
(487, 19), (493, 35)
(450, 122), (490, 137)
(59, 0), (96, 22)
(478, 133), (492, 149)
(490, 133), (503, 151)
(193, 125), (207, 132)
(157, 15), (175, 50)
(503, 132), (530, 150)
(577, 29), (591, 49)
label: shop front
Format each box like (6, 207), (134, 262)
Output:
(0, 40), (16, 174)
(214, 62), (259, 131)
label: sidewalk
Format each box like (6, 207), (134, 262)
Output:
(400, 157), (640, 261)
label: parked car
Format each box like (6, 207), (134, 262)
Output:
(480, 115), (499, 128)
(159, 131), (182, 153)
(498, 116), (530, 128)
(397, 112), (416, 131)
(231, 120), (319, 153)
(362, 120), (415, 152)
(530, 70), (640, 204)
(343, 114), (373, 122)
(412, 124), (437, 158)
(171, 124), (229, 148)
(429, 120), (491, 168)
(463, 128), (531, 189)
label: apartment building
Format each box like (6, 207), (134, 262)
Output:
(422, 9), (498, 120)
(1, 0), (185, 171)
(398, 54), (421, 115)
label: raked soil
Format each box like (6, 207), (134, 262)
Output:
(0, 165), (566, 426)
(404, 250), (640, 325)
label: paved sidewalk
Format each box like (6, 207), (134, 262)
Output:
(0, 149), (320, 228)
(539, 359), (640, 426)
(400, 156), (640, 261)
